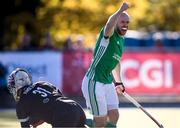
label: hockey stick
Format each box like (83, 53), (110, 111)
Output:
(122, 92), (164, 128)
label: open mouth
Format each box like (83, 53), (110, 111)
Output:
(121, 27), (127, 31)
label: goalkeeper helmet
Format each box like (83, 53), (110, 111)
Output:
(7, 68), (32, 101)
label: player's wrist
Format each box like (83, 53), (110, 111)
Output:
(115, 82), (125, 92)
(115, 82), (123, 86)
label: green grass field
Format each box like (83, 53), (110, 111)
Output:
(0, 108), (180, 128)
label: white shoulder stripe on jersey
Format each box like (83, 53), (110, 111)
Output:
(19, 116), (29, 122)
(88, 38), (109, 78)
(87, 37), (109, 79)
(88, 46), (105, 78)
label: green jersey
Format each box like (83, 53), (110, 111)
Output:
(86, 28), (125, 83)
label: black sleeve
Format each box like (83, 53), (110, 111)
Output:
(16, 103), (30, 128)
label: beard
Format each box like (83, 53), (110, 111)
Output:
(116, 26), (128, 36)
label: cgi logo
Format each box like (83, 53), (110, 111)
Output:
(121, 59), (173, 88)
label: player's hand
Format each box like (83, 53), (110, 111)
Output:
(115, 82), (125, 95)
(120, 2), (129, 12)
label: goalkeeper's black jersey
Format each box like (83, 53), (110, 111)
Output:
(16, 81), (86, 127)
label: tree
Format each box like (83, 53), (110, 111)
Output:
(0, 0), (42, 50)
(137, 0), (180, 31)
(0, 0), (179, 50)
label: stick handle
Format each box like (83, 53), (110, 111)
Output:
(139, 106), (163, 128)
(123, 92), (142, 108)
(122, 92), (164, 128)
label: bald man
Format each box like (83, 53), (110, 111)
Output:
(81, 2), (130, 127)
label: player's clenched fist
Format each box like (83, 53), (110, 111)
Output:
(119, 2), (129, 12)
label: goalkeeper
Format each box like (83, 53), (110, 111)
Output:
(7, 68), (86, 128)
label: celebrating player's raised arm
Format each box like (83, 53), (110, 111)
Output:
(104, 2), (129, 38)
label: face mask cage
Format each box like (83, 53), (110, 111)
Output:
(7, 68), (32, 101)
